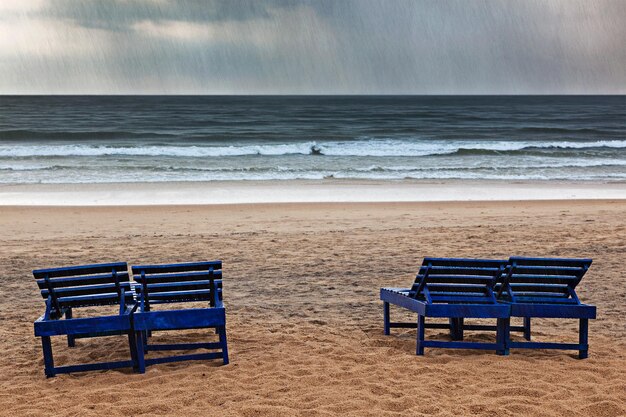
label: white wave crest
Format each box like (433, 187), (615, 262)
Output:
(0, 139), (625, 158)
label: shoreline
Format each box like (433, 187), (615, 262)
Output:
(1, 179), (625, 206)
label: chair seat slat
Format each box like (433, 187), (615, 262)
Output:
(509, 257), (592, 268)
(41, 282), (131, 298)
(137, 270), (222, 284)
(138, 280), (222, 294)
(131, 261), (221, 275)
(33, 262), (128, 279)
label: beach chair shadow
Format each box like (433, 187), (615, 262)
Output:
(131, 261), (228, 373)
(33, 262), (138, 377)
(380, 258), (510, 355)
(496, 257), (596, 358)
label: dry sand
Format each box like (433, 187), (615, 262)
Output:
(1, 200), (625, 416)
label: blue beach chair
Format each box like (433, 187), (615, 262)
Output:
(33, 262), (138, 377)
(380, 258), (510, 355)
(131, 261), (229, 373)
(496, 257), (596, 358)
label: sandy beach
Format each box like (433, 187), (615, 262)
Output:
(1, 198), (625, 416)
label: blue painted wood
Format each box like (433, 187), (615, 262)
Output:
(131, 261), (229, 371)
(32, 262), (137, 377)
(523, 317), (531, 341)
(579, 318), (589, 359)
(421, 340), (502, 350)
(496, 318), (510, 355)
(388, 322), (526, 332)
(147, 342), (222, 351)
(133, 308), (225, 331)
(497, 257), (596, 358)
(144, 352), (224, 366)
(383, 302), (390, 335)
(416, 315), (425, 355)
(65, 308), (75, 347)
(131, 261), (221, 275)
(508, 341), (583, 350)
(36, 272), (131, 289)
(381, 258), (509, 355)
(33, 262), (128, 279)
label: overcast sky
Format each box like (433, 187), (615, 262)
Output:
(1, 0), (625, 94)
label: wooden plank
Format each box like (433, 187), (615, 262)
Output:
(415, 276), (494, 284)
(131, 261), (221, 275)
(57, 293), (134, 309)
(421, 340), (500, 350)
(425, 303), (509, 318)
(499, 283), (569, 292)
(140, 280), (217, 294)
(41, 282), (132, 298)
(33, 262), (127, 279)
(428, 295), (493, 304)
(380, 289), (427, 315)
(509, 303), (596, 318)
(508, 341), (583, 350)
(510, 257), (592, 268)
(144, 352), (223, 366)
(135, 270), (222, 284)
(144, 289), (213, 303)
(36, 272), (130, 289)
(146, 342), (222, 351)
(423, 258), (507, 267)
(34, 313), (132, 336)
(418, 267), (501, 276)
(133, 307), (226, 331)
(427, 284), (487, 293)
(514, 296), (577, 304)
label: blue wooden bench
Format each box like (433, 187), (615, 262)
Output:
(380, 258), (510, 355)
(131, 261), (228, 373)
(496, 256), (596, 358)
(33, 262), (138, 377)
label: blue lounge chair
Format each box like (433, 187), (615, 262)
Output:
(131, 261), (228, 373)
(496, 257), (596, 358)
(33, 262), (138, 377)
(380, 258), (510, 355)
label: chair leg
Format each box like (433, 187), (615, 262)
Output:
(450, 318), (464, 341)
(448, 318), (457, 340)
(142, 330), (149, 352)
(383, 302), (390, 335)
(218, 325), (229, 365)
(128, 332), (139, 372)
(523, 317), (531, 341)
(579, 318), (589, 359)
(41, 336), (56, 378)
(135, 331), (146, 373)
(496, 318), (510, 356)
(66, 308), (75, 347)
(416, 315), (425, 355)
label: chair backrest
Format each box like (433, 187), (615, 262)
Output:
(131, 261), (222, 308)
(410, 257), (507, 304)
(496, 256), (592, 304)
(33, 262), (132, 318)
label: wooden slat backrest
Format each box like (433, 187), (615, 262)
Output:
(132, 261), (222, 307)
(410, 258), (507, 304)
(33, 262), (131, 314)
(497, 257), (592, 304)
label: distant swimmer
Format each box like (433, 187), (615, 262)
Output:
(310, 144), (323, 155)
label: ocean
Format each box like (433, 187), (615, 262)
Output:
(0, 95), (624, 184)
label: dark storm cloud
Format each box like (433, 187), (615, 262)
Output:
(2, 0), (625, 94)
(42, 0), (291, 30)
